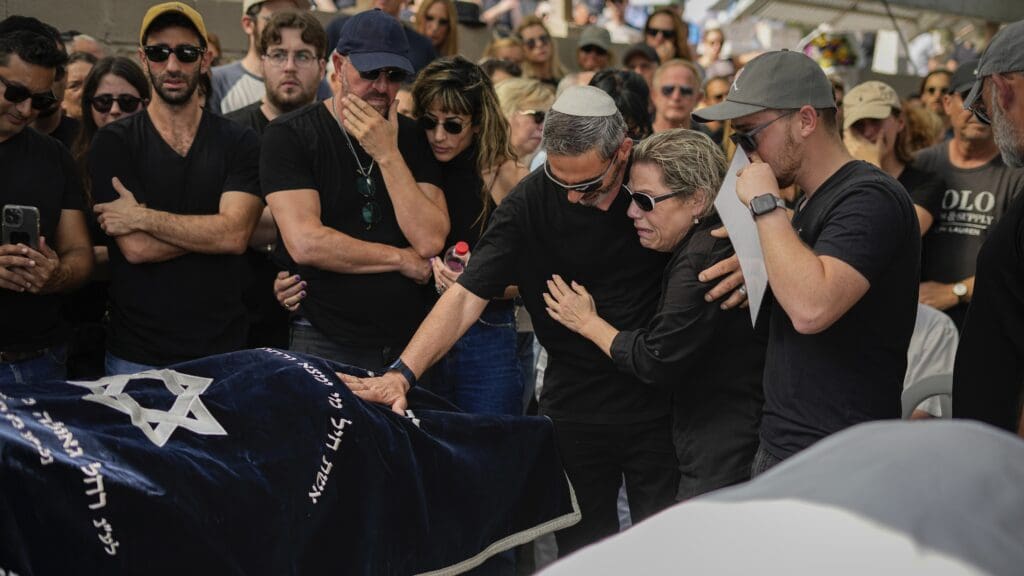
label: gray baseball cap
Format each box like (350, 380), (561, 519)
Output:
(692, 49), (835, 123)
(963, 20), (1024, 112)
(578, 25), (611, 52)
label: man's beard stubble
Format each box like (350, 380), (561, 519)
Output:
(148, 66), (201, 107)
(991, 84), (1024, 168)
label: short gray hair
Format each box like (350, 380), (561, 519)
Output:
(631, 128), (727, 217)
(543, 109), (626, 160)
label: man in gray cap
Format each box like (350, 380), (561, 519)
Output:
(693, 50), (920, 472)
(955, 19), (1024, 434)
(576, 25), (612, 72)
(912, 61), (1024, 330)
(260, 9), (447, 372)
(342, 86), (685, 555)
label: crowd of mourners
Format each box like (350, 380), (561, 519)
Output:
(2, 0), (1023, 570)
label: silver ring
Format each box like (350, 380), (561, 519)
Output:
(738, 285), (747, 295)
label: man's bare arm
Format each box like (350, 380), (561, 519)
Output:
(136, 191), (262, 255)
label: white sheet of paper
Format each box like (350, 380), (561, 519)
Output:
(713, 152), (768, 326)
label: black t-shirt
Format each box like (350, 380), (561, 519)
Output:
(260, 104), (441, 347)
(913, 143), (1024, 327)
(953, 193), (1024, 431)
(89, 111), (262, 365)
(610, 214), (766, 498)
(761, 161), (920, 460)
(0, 128), (85, 351)
(442, 145), (489, 248)
(899, 163), (944, 218)
(458, 169), (670, 424)
(44, 115), (80, 150)
(226, 101), (270, 135)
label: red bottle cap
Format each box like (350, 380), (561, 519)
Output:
(454, 241), (470, 255)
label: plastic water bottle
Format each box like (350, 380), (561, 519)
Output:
(443, 241), (470, 273)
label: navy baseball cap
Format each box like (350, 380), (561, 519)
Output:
(335, 9), (413, 75)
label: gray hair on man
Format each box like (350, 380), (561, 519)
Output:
(631, 128), (727, 217)
(543, 109), (626, 160)
(991, 83), (1024, 167)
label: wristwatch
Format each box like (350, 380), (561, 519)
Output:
(749, 194), (787, 218)
(952, 282), (968, 302)
(386, 357), (417, 389)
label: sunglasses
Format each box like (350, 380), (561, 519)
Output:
(356, 174), (381, 229)
(966, 90), (992, 126)
(924, 85), (950, 96)
(90, 94), (146, 114)
(629, 189), (682, 212)
(707, 92), (728, 103)
(357, 68), (408, 84)
(543, 156), (616, 195)
(0, 75), (58, 111)
(523, 35), (550, 50)
(660, 84), (695, 98)
(424, 15), (449, 25)
(518, 109), (546, 124)
(580, 45), (608, 56)
(645, 27), (676, 40)
(730, 110), (798, 154)
(143, 44), (206, 64)
(418, 115), (466, 135)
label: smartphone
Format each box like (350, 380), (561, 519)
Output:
(2, 204), (41, 250)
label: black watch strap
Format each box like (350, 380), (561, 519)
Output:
(387, 357), (417, 389)
(750, 194), (787, 218)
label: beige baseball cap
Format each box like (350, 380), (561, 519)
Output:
(139, 2), (207, 45)
(842, 80), (900, 131)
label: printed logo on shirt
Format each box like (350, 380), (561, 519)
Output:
(935, 188), (996, 237)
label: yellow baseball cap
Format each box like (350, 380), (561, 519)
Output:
(139, 2), (208, 46)
(843, 80), (901, 132)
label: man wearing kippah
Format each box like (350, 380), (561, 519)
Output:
(693, 50), (920, 473)
(956, 19), (1024, 434)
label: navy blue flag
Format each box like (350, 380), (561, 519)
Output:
(0, 349), (579, 575)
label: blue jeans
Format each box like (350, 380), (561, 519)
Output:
(105, 352), (159, 376)
(432, 301), (522, 416)
(0, 345), (67, 385)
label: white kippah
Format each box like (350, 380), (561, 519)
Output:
(551, 85), (617, 117)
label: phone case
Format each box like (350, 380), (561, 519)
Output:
(2, 204), (41, 249)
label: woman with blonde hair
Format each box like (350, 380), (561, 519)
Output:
(514, 16), (564, 87)
(643, 8), (694, 64)
(494, 77), (554, 164)
(415, 0), (459, 57)
(481, 35), (525, 65)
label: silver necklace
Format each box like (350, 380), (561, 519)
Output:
(331, 95), (375, 178)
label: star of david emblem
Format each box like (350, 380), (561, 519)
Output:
(69, 369), (228, 447)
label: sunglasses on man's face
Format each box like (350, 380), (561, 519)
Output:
(543, 156), (616, 195)
(90, 94), (146, 114)
(518, 109), (546, 125)
(143, 44), (206, 64)
(0, 75), (58, 111)
(580, 45), (607, 56)
(964, 85), (992, 126)
(729, 109), (798, 154)
(629, 189), (683, 212)
(357, 67), (408, 84)
(660, 84), (695, 98)
(645, 27), (676, 40)
(418, 115), (466, 135)
(523, 35), (550, 50)
(924, 85), (950, 96)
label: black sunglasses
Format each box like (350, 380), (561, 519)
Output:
(523, 35), (550, 50)
(660, 84), (695, 98)
(90, 94), (146, 114)
(966, 88), (992, 126)
(518, 109), (546, 124)
(543, 156), (616, 195)
(356, 174), (382, 229)
(730, 110), (798, 154)
(418, 115), (466, 135)
(645, 27), (676, 40)
(143, 44), (206, 64)
(358, 68), (408, 84)
(629, 189), (682, 212)
(580, 45), (607, 56)
(0, 75), (58, 111)
(924, 85), (950, 96)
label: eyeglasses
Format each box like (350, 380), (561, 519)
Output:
(629, 189), (683, 212)
(523, 35), (550, 50)
(263, 50), (320, 69)
(418, 115), (466, 135)
(544, 156), (616, 195)
(143, 44), (206, 64)
(357, 67), (408, 84)
(645, 27), (676, 40)
(580, 45), (607, 56)
(90, 94), (146, 113)
(730, 110), (798, 154)
(707, 92), (727, 103)
(0, 75), (58, 111)
(964, 85), (991, 125)
(660, 84), (695, 98)
(519, 109), (546, 124)
(356, 174), (381, 229)
(924, 85), (950, 96)
(424, 15), (449, 26)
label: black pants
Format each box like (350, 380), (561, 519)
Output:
(552, 416), (678, 557)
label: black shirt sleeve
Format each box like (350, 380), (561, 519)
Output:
(457, 191), (523, 299)
(89, 126), (145, 207)
(58, 144), (85, 212)
(224, 124), (262, 199)
(906, 169), (944, 220)
(260, 120), (318, 195)
(813, 184), (916, 284)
